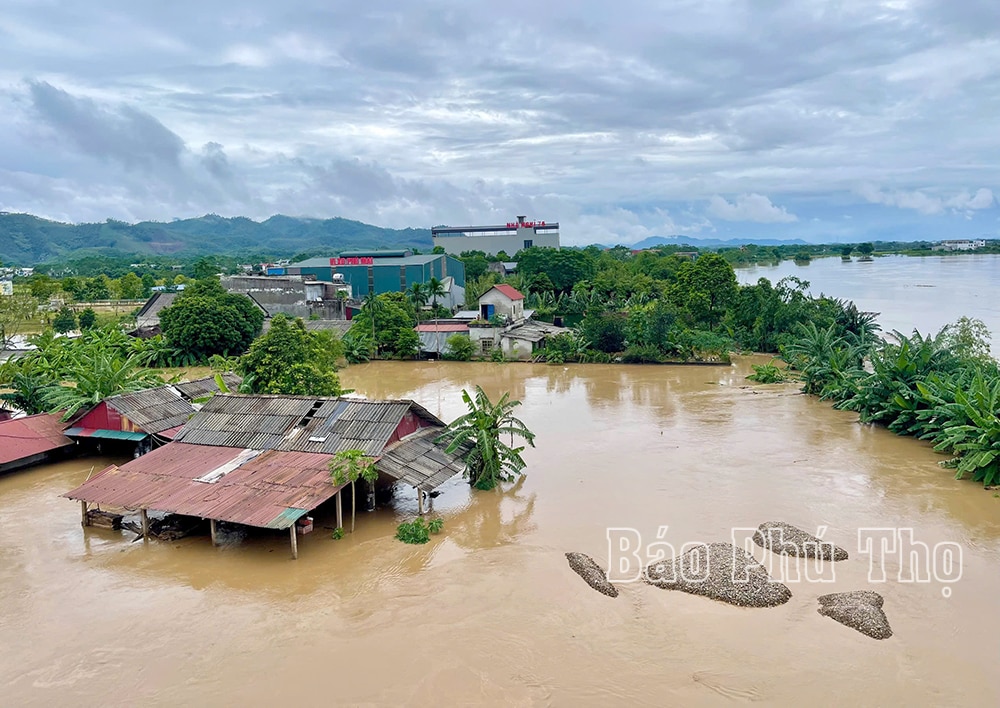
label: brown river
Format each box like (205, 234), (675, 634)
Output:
(2, 360), (999, 706)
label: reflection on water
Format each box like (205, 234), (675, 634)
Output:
(1, 360), (998, 705)
(737, 253), (1000, 350)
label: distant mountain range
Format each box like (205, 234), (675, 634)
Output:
(623, 235), (809, 249)
(0, 211), (826, 266)
(0, 212), (432, 265)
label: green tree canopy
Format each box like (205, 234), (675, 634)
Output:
(348, 292), (419, 359)
(159, 279), (264, 362)
(52, 306), (77, 333)
(237, 314), (344, 396)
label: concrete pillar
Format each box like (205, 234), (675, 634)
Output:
(210, 519), (218, 546)
(336, 490), (343, 530)
(417, 488), (424, 516)
(81, 501), (89, 527)
(290, 524), (299, 560)
(140, 508), (149, 541)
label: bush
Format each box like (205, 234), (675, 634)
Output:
(747, 359), (786, 383)
(396, 518), (431, 544)
(622, 344), (664, 363)
(442, 334), (474, 361)
(52, 306), (77, 333)
(78, 308), (97, 330)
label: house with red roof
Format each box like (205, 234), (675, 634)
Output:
(478, 284), (525, 322)
(0, 414), (76, 474)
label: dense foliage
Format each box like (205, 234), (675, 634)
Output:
(347, 292), (420, 359)
(159, 278), (264, 364)
(783, 317), (1000, 486)
(237, 314), (344, 396)
(0, 327), (164, 417)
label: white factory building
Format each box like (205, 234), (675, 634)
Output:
(432, 216), (559, 256)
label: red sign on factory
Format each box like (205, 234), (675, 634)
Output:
(329, 257), (375, 266)
(506, 221), (546, 228)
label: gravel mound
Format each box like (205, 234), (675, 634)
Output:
(817, 591), (892, 639)
(644, 542), (792, 608)
(565, 552), (619, 597)
(752, 521), (849, 561)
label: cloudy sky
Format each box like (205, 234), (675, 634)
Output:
(2, 0), (999, 245)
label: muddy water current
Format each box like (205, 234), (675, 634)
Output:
(2, 360), (998, 706)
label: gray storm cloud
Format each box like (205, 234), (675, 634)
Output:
(0, 0), (997, 243)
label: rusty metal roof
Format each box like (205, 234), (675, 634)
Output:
(0, 414), (74, 465)
(173, 373), (243, 401)
(173, 394), (443, 456)
(104, 386), (196, 434)
(63, 442), (345, 529)
(376, 428), (468, 492)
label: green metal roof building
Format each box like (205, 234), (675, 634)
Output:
(284, 250), (465, 297)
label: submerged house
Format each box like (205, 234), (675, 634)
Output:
(465, 285), (570, 360)
(64, 375), (239, 456)
(0, 414), (75, 474)
(64, 394), (467, 558)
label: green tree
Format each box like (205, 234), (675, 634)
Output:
(84, 275), (112, 301)
(0, 292), (38, 348)
(436, 386), (537, 490)
(840, 246), (854, 258)
(159, 280), (264, 362)
(427, 277), (446, 309)
(28, 275), (61, 300)
(193, 257), (218, 280)
(671, 253), (738, 330)
(52, 306), (77, 333)
(517, 247), (595, 294)
(350, 292), (419, 359)
(328, 449), (379, 533)
(140, 273), (156, 297)
(443, 333), (474, 361)
(237, 315), (344, 395)
(857, 242), (875, 256)
(118, 272), (144, 299)
(407, 282), (429, 313)
(77, 308), (97, 330)
(44, 349), (164, 419)
(581, 311), (627, 353)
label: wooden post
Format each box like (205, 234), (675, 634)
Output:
(210, 519), (218, 546)
(81, 500), (89, 527)
(335, 490), (343, 530)
(140, 508), (149, 541)
(417, 488), (424, 515)
(289, 524), (298, 560)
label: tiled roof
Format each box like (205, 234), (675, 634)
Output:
(489, 284), (524, 301)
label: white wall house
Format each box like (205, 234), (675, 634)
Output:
(477, 284), (524, 323)
(432, 216), (560, 256)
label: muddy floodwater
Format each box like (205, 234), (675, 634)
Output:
(3, 360), (999, 706)
(737, 253), (1000, 351)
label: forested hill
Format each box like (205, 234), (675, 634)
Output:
(0, 212), (433, 265)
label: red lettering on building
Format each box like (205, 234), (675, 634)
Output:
(506, 221), (546, 229)
(329, 257), (375, 266)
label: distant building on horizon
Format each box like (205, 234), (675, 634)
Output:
(432, 216), (559, 256)
(932, 239), (987, 251)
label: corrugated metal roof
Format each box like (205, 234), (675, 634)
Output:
(104, 386), (196, 434)
(414, 323), (469, 333)
(502, 320), (571, 343)
(63, 442), (345, 529)
(173, 394), (440, 456)
(376, 429), (467, 492)
(64, 428), (148, 441)
(173, 373), (243, 401)
(0, 414), (74, 465)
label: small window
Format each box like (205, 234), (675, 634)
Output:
(523, 239), (533, 248)
(481, 339), (494, 352)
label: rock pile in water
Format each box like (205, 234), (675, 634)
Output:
(817, 591), (893, 640)
(565, 552), (619, 597)
(752, 521), (849, 561)
(644, 542), (792, 608)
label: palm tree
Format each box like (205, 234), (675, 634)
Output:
(427, 277), (446, 310)
(436, 386), (536, 490)
(360, 292), (386, 356)
(407, 282), (429, 314)
(328, 449), (379, 532)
